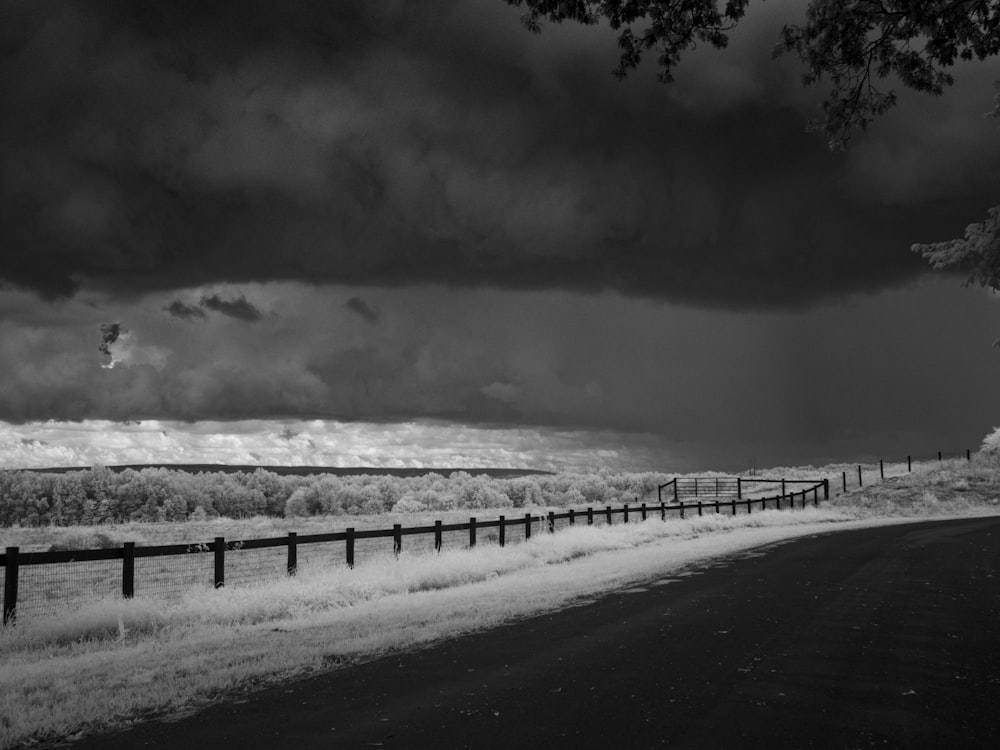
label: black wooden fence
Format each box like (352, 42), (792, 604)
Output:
(837, 449), (974, 491)
(656, 476), (826, 504)
(2, 479), (827, 626)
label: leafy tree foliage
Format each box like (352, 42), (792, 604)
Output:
(912, 206), (1000, 290)
(0, 466), (671, 526)
(509, 0), (750, 82)
(776, 0), (1000, 148)
(912, 96), (1000, 310)
(507, 1), (1000, 308)
(982, 424), (1000, 454)
(507, 1), (1000, 146)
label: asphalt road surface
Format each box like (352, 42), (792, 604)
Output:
(68, 516), (1000, 749)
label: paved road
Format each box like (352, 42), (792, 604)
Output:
(70, 516), (1000, 749)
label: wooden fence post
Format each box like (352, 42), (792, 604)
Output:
(122, 542), (135, 599)
(967, 448), (971, 461)
(287, 532), (297, 576)
(587, 507), (594, 526)
(679, 501), (685, 519)
(605, 506), (612, 525)
(624, 504), (629, 523)
(938, 451), (942, 461)
(346, 527), (355, 568)
(908, 455), (912, 472)
(673, 482), (678, 504)
(697, 501), (703, 517)
(776, 493), (781, 511)
(857, 465), (863, 487)
(4, 547), (19, 626)
(499, 515), (506, 547)
(737, 477), (742, 500)
(879, 460), (884, 479)
(842, 471), (846, 493)
(434, 520), (442, 552)
(641, 503), (647, 521)
(569, 509), (575, 525)
(548, 511), (555, 533)
(525, 513), (532, 540)
(469, 517), (477, 548)
(730, 499), (736, 516)
(393, 524), (402, 556)
(214, 537), (225, 589)
(660, 502), (666, 521)
(823, 479), (829, 501)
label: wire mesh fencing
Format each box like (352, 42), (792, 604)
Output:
(133, 551), (214, 602)
(2, 479), (827, 626)
(297, 539), (351, 575)
(222, 545), (289, 590)
(15, 558), (121, 620)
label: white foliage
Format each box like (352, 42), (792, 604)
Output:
(390, 495), (427, 513)
(981, 425), (1000, 456)
(912, 205), (1000, 289)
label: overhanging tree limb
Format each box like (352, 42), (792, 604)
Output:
(506, 0), (1000, 145)
(506, 0), (1000, 296)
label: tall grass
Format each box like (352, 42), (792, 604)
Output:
(2, 459), (998, 749)
(2, 508), (879, 749)
(1, 508), (847, 651)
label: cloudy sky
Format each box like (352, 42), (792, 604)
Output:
(2, 0), (999, 472)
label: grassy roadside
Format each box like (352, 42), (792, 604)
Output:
(1, 459), (997, 748)
(826, 456), (1000, 515)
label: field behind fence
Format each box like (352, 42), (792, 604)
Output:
(2, 478), (828, 625)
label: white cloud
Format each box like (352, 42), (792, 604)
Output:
(0, 419), (672, 473)
(100, 330), (169, 369)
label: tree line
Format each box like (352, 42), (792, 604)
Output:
(0, 466), (675, 527)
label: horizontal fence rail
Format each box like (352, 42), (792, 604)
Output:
(655, 476), (825, 504)
(2, 479), (829, 625)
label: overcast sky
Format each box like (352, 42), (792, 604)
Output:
(2, 0), (999, 472)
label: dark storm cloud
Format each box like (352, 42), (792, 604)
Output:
(163, 299), (206, 320)
(98, 322), (122, 356)
(2, 282), (997, 468)
(1, 0), (998, 308)
(200, 293), (263, 322)
(345, 297), (379, 324)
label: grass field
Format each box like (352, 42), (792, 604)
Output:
(0, 457), (997, 748)
(0, 459), (928, 552)
(0, 472), (828, 622)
